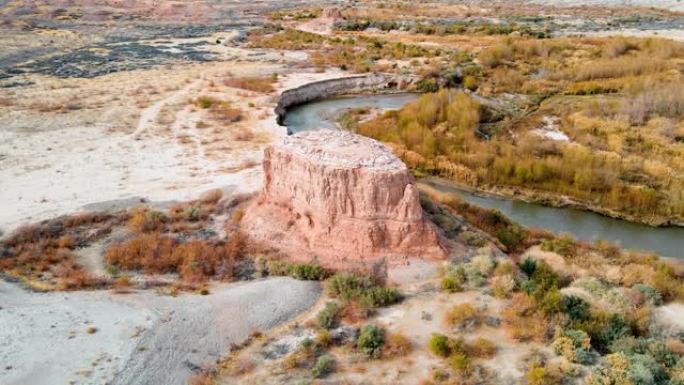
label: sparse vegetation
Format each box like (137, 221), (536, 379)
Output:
(357, 324), (384, 358)
(311, 354), (336, 378)
(326, 272), (402, 308)
(355, 36), (684, 225)
(316, 302), (341, 329)
(224, 76), (276, 93)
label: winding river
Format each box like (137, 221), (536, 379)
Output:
(282, 93), (684, 258)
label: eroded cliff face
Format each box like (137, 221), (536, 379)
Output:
(241, 130), (447, 268)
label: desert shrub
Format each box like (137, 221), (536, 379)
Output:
(441, 271), (464, 293)
(478, 44), (513, 68)
(502, 293), (548, 342)
(427, 333), (452, 358)
(195, 96), (218, 109)
(105, 234), (234, 282)
(224, 76), (275, 93)
(492, 274), (516, 298)
(520, 260), (564, 315)
(588, 350), (672, 385)
(562, 295), (591, 322)
(541, 234), (576, 257)
(128, 209), (167, 233)
(265, 260), (329, 281)
(383, 333), (412, 359)
(358, 287), (403, 308)
(445, 303), (480, 330)
(327, 272), (374, 300)
(652, 263), (684, 302)
(571, 277), (633, 311)
(520, 258), (537, 276)
(609, 337), (678, 368)
(357, 324), (384, 358)
(316, 302), (341, 329)
(576, 311), (633, 354)
(312, 354), (336, 378)
(199, 189), (223, 205)
(449, 352), (471, 375)
(469, 337), (496, 358)
(470, 251), (496, 276)
(288, 263), (329, 280)
(574, 57), (671, 82)
(209, 101), (242, 123)
(265, 260), (290, 276)
(622, 82), (684, 125)
(327, 273), (402, 308)
(632, 284), (663, 306)
(553, 328), (593, 364)
(315, 329), (332, 348)
(527, 363), (562, 385)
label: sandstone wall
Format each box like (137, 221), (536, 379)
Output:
(241, 130), (447, 269)
(275, 73), (418, 124)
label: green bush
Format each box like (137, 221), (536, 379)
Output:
(449, 352), (471, 374)
(357, 325), (384, 358)
(578, 312), (632, 354)
(265, 260), (329, 281)
(632, 284), (663, 306)
(326, 273), (374, 300)
(311, 354), (336, 378)
(441, 273), (464, 293)
(553, 328), (593, 365)
(427, 333), (451, 358)
(326, 273), (402, 308)
(562, 295), (591, 322)
(316, 302), (341, 329)
(358, 287), (403, 308)
(541, 235), (576, 257)
(288, 263), (329, 280)
(265, 260), (291, 276)
(520, 258), (537, 276)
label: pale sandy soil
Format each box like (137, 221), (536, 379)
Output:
(0, 277), (322, 385)
(574, 28), (684, 41)
(0, 42), (345, 235)
(654, 303), (684, 337)
(533, 0), (684, 12)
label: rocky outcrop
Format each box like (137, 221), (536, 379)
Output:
(241, 130), (447, 269)
(275, 74), (418, 125)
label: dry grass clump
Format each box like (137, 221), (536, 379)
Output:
(105, 233), (240, 283)
(622, 82), (684, 125)
(223, 76), (276, 93)
(573, 57), (671, 82)
(445, 303), (480, 330)
(209, 101), (242, 123)
(0, 212), (127, 290)
(382, 333), (412, 359)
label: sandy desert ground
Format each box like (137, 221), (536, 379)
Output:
(0, 277), (322, 385)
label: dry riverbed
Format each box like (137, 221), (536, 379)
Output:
(0, 277), (322, 385)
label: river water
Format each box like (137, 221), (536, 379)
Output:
(283, 93), (684, 258)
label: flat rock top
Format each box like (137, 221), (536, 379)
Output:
(276, 129), (406, 171)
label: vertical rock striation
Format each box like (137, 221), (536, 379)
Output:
(241, 130), (446, 268)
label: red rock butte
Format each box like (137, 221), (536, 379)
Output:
(241, 129), (447, 268)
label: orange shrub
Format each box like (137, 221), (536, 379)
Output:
(223, 76), (275, 93)
(105, 234), (236, 283)
(382, 333), (412, 359)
